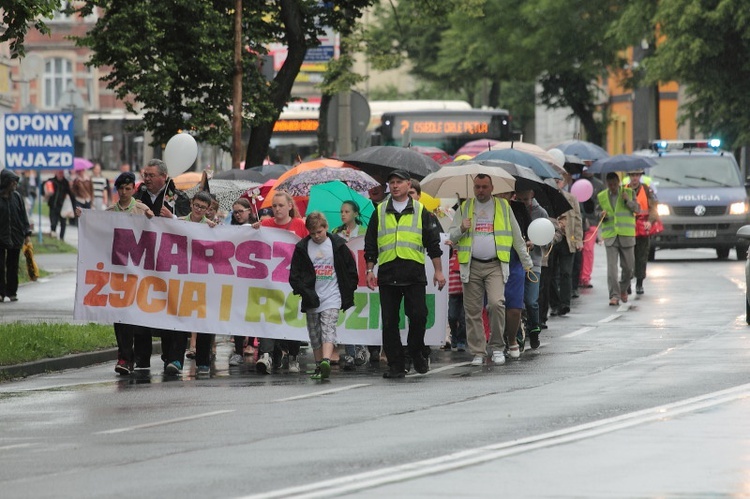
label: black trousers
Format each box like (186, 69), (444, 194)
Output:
(0, 246), (21, 299)
(195, 333), (215, 366)
(379, 283), (427, 370)
(115, 323), (153, 365)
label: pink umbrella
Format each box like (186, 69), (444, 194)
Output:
(454, 139), (502, 158)
(73, 157), (93, 171)
(409, 145), (454, 165)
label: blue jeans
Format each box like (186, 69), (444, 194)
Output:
(448, 294), (466, 347)
(524, 272), (541, 331)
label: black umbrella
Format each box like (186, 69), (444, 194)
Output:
(469, 160), (572, 217)
(212, 168), (267, 182)
(341, 146), (441, 181)
(247, 163), (292, 179)
(563, 154), (586, 174)
(554, 140), (610, 161)
(587, 154), (656, 175)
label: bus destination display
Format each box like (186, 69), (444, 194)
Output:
(394, 117), (491, 138)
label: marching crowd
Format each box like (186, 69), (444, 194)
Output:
(0, 159), (658, 381)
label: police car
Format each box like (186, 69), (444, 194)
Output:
(637, 140), (750, 261)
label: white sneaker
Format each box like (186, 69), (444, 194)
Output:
(470, 354), (485, 366)
(288, 355), (300, 373)
(507, 345), (521, 360)
(491, 351), (506, 365)
(255, 353), (272, 374)
(228, 353), (244, 366)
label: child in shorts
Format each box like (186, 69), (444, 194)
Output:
(289, 212), (358, 380)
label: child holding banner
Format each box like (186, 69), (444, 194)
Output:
(289, 212), (358, 380)
(180, 191), (217, 375)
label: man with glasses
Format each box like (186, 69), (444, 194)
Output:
(133, 159), (192, 374)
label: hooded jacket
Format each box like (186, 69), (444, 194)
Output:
(0, 170), (31, 249)
(289, 232), (359, 313)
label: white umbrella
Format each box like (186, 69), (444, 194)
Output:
(420, 162), (516, 199)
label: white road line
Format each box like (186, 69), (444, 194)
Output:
(412, 362), (472, 376)
(94, 410), (235, 435)
(241, 383), (750, 499)
(598, 314), (621, 323)
(562, 326), (595, 338)
(0, 443), (36, 451)
(274, 384), (370, 402)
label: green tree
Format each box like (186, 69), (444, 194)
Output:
(645, 0), (750, 149)
(0, 0), (60, 57)
(77, 0), (373, 167)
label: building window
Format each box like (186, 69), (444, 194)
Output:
(43, 58), (73, 109)
(48, 1), (98, 23)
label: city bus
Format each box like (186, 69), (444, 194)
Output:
(369, 107), (513, 155)
(267, 103), (321, 165)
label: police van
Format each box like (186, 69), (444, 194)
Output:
(637, 140), (750, 260)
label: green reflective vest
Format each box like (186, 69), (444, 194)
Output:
(597, 188), (636, 238)
(376, 200), (425, 265)
(456, 197), (512, 264)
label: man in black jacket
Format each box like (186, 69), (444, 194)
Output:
(364, 170), (446, 379)
(132, 159), (191, 374)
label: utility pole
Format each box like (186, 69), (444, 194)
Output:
(231, 0), (243, 169)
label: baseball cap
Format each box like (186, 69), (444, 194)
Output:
(387, 169), (411, 181)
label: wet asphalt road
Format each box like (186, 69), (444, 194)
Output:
(1, 245), (749, 498)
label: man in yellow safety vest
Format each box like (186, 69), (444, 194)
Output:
(596, 171), (640, 306)
(364, 169), (446, 379)
(448, 175), (532, 367)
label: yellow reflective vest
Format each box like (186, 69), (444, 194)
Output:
(376, 200), (425, 265)
(456, 197), (512, 264)
(597, 188), (636, 238)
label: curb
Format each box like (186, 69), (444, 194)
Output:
(0, 344), (163, 380)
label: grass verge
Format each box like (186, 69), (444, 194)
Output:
(0, 322), (115, 367)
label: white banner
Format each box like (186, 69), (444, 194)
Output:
(74, 211), (449, 345)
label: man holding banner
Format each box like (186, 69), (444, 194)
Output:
(133, 159), (191, 374)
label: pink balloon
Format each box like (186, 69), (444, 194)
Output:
(570, 179), (593, 202)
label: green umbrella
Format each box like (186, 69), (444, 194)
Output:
(307, 181), (375, 230)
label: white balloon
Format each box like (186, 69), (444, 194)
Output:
(163, 133), (198, 177)
(528, 218), (555, 246)
(547, 148), (566, 168)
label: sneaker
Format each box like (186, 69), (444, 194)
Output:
(529, 327), (541, 350)
(620, 292), (628, 303)
(115, 359), (132, 375)
(507, 345), (521, 359)
(196, 365), (210, 375)
(354, 346), (368, 366)
(228, 353), (244, 366)
(457, 342), (466, 352)
(185, 349), (196, 360)
(383, 366), (405, 379)
(310, 367), (322, 380)
(342, 355), (356, 371)
(165, 361), (182, 375)
(319, 359), (331, 379)
(288, 355), (300, 373)
(256, 353), (272, 374)
(470, 354), (485, 366)
(491, 351), (506, 365)
(558, 306), (570, 316)
(412, 352), (429, 374)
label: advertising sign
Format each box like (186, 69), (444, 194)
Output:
(1, 112), (75, 169)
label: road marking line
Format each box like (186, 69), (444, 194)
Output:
(562, 326), (595, 338)
(0, 443), (36, 451)
(94, 410), (235, 435)
(274, 384), (370, 402)
(598, 314), (621, 323)
(241, 383), (750, 499)
(411, 362), (472, 376)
